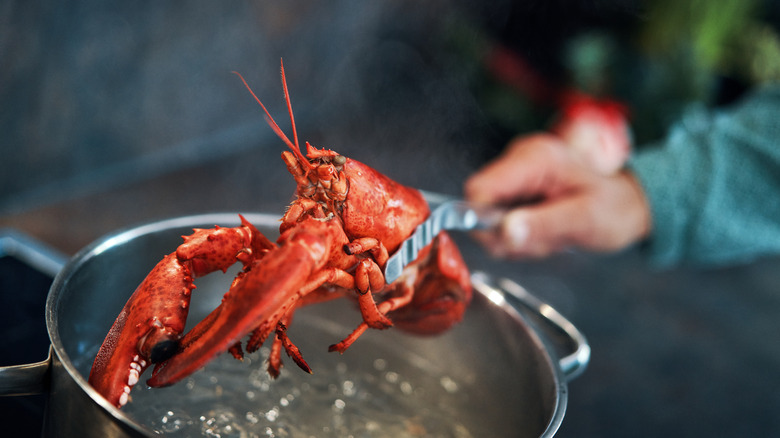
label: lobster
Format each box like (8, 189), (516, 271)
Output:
(88, 60), (472, 409)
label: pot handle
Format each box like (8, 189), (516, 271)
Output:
(471, 272), (590, 382)
(0, 347), (52, 396)
(0, 231), (66, 396)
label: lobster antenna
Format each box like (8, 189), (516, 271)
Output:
(232, 69), (310, 169)
(279, 59), (301, 155)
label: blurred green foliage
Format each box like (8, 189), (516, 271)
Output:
(444, 0), (780, 147)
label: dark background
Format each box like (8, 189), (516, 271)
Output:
(2, 1), (780, 436)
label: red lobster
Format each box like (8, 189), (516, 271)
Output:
(88, 60), (472, 409)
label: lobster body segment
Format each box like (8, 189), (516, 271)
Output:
(341, 159), (429, 254)
(89, 60), (472, 408)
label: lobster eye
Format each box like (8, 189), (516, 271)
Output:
(333, 155), (346, 165)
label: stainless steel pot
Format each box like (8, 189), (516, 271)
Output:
(0, 213), (589, 437)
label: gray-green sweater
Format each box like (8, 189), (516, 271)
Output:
(630, 83), (780, 267)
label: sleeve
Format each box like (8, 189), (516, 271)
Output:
(628, 83), (780, 267)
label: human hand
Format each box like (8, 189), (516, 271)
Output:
(464, 133), (651, 258)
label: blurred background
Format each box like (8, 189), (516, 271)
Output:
(2, 0), (780, 436)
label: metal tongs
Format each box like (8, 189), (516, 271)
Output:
(384, 193), (504, 283)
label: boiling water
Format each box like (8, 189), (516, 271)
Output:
(124, 337), (476, 437)
(125, 348), (474, 437)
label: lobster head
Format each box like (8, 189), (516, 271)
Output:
(281, 143), (349, 209)
(236, 62), (429, 253)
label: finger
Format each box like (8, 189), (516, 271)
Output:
(497, 197), (596, 258)
(468, 229), (511, 258)
(464, 133), (570, 205)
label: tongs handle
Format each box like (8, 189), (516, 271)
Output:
(418, 191), (505, 231)
(425, 201), (507, 235)
(449, 202), (505, 231)
(384, 200), (505, 284)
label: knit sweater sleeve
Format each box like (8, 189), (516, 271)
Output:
(628, 83), (780, 267)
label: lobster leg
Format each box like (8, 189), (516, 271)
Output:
(268, 317), (309, 378)
(354, 258), (393, 329)
(330, 232), (472, 353)
(328, 271), (417, 354)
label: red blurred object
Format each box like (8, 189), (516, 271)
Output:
(553, 92), (631, 174)
(487, 44), (631, 173)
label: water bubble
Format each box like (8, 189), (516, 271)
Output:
(246, 411), (260, 424)
(265, 407), (280, 422)
(333, 399), (346, 412)
(342, 380), (355, 397)
(252, 379), (270, 391)
(399, 381), (413, 395)
(452, 423), (475, 438)
(373, 358), (387, 371)
(200, 408), (245, 438)
(384, 371), (399, 384)
(439, 376), (459, 393)
(158, 410), (191, 433)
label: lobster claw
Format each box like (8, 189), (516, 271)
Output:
(147, 217), (343, 388)
(88, 216), (274, 408)
(88, 253), (192, 408)
(389, 231), (472, 335)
